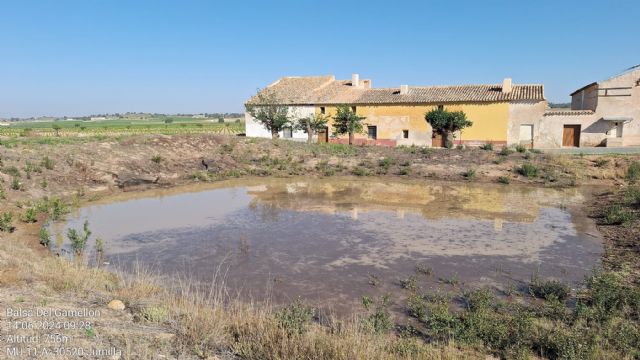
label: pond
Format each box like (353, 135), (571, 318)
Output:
(51, 178), (602, 314)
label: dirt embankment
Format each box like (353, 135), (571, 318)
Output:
(0, 134), (639, 359)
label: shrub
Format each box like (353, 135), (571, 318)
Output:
(499, 146), (514, 156)
(498, 176), (511, 184)
(462, 169), (476, 180)
(11, 177), (22, 190)
(67, 220), (92, 256)
(361, 295), (394, 334)
(627, 162), (640, 183)
(151, 155), (164, 164)
(0, 212), (14, 232)
(515, 144), (526, 153)
(529, 276), (570, 301)
(352, 166), (370, 176)
(516, 163), (538, 178)
(275, 298), (315, 335)
(594, 158), (609, 168)
(140, 305), (169, 323)
(41, 156), (55, 170)
(479, 143), (494, 151)
(2, 166), (20, 177)
(624, 186), (640, 207)
(49, 198), (68, 221)
(0, 185), (5, 200)
(397, 167), (411, 176)
(602, 204), (635, 225)
(493, 156), (507, 165)
(22, 208), (37, 223)
(39, 227), (50, 247)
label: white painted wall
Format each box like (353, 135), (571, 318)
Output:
(245, 105), (315, 141)
(507, 101), (547, 147)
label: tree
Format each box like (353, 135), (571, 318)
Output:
(52, 124), (61, 136)
(425, 108), (473, 148)
(332, 105), (366, 145)
(245, 90), (290, 139)
(294, 113), (329, 144)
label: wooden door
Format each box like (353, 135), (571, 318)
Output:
(432, 132), (445, 147)
(317, 128), (328, 143)
(562, 125), (581, 147)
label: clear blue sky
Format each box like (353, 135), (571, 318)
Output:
(1, 0), (638, 118)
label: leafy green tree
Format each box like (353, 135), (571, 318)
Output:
(425, 108), (473, 148)
(294, 113), (329, 144)
(245, 90), (291, 139)
(52, 124), (61, 136)
(332, 105), (366, 145)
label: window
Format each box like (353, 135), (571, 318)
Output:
(351, 106), (357, 113)
(283, 127), (293, 138)
(367, 125), (377, 140)
(402, 130), (409, 139)
(320, 107), (326, 115)
(437, 105), (444, 111)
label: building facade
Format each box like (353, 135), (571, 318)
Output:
(245, 67), (640, 148)
(245, 74), (545, 147)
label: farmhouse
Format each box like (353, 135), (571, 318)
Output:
(245, 67), (640, 148)
(245, 74), (545, 147)
(537, 65), (640, 148)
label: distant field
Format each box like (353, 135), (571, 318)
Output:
(0, 117), (245, 137)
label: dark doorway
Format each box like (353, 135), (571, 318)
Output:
(367, 126), (377, 140)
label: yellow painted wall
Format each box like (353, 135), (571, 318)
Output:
(317, 102), (510, 145)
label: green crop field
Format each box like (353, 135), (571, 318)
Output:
(0, 116), (245, 138)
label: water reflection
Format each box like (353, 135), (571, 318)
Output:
(53, 178), (602, 312)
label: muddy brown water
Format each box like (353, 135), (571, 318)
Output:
(51, 178), (602, 315)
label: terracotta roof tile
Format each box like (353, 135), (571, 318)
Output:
(543, 109), (594, 116)
(246, 76), (545, 105)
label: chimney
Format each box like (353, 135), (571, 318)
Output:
(352, 73), (360, 88)
(400, 85), (409, 95)
(502, 78), (512, 94)
(361, 79), (372, 89)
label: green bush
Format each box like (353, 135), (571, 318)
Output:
(462, 169), (476, 180)
(529, 276), (570, 301)
(516, 163), (538, 178)
(498, 176), (511, 184)
(602, 204), (635, 225)
(515, 144), (526, 153)
(624, 186), (640, 207)
(627, 162), (640, 183)
(151, 155), (164, 164)
(41, 156), (55, 170)
(499, 146), (514, 156)
(10, 177), (22, 190)
(1, 166), (21, 177)
(67, 220), (92, 256)
(352, 166), (370, 176)
(479, 143), (494, 151)
(362, 295), (394, 334)
(275, 298), (315, 335)
(594, 158), (609, 168)
(22, 208), (37, 223)
(0, 212), (14, 232)
(39, 227), (50, 247)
